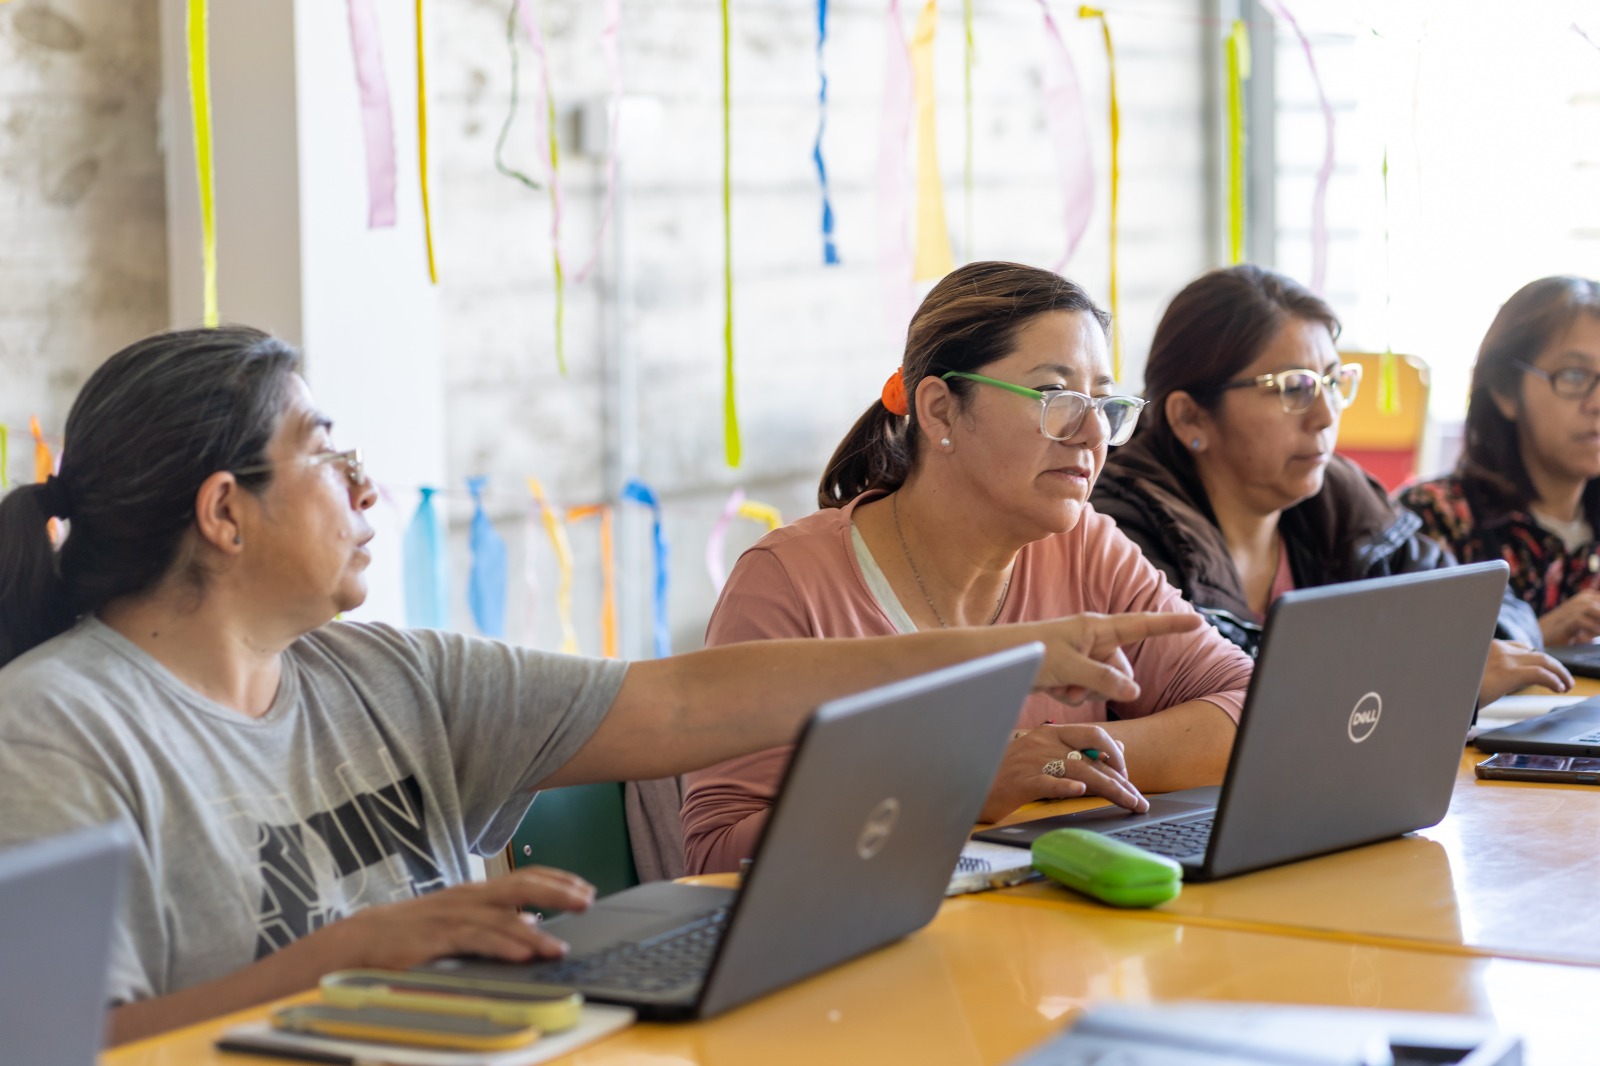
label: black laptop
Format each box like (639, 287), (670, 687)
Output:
(1545, 642), (1600, 680)
(427, 644), (1042, 1020)
(974, 563), (1507, 881)
(1474, 697), (1600, 756)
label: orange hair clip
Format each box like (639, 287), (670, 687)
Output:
(881, 369), (910, 416)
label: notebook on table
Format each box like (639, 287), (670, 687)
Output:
(425, 644), (1042, 1020)
(0, 823), (131, 1066)
(974, 563), (1508, 883)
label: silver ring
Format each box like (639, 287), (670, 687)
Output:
(1066, 750), (1084, 762)
(1042, 758), (1068, 778)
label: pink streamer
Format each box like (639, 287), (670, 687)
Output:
(1263, 0), (1335, 294)
(877, 0), (916, 345)
(1037, 1), (1094, 273)
(346, 0), (398, 228)
(512, 0), (622, 286)
(706, 488), (746, 594)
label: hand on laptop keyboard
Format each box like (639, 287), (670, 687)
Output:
(980, 724), (1148, 823)
(1478, 639), (1571, 706)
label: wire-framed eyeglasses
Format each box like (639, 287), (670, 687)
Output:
(1514, 360), (1600, 401)
(231, 448), (367, 487)
(1215, 363), (1362, 414)
(940, 372), (1148, 446)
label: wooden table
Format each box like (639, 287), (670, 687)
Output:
(104, 893), (1598, 1066)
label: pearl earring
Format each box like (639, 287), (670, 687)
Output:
(940, 437), (951, 449)
(1190, 438), (1202, 451)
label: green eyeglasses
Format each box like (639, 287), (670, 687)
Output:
(940, 372), (1148, 446)
(231, 448), (367, 487)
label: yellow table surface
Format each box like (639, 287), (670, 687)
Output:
(991, 687), (1600, 966)
(104, 894), (1597, 1066)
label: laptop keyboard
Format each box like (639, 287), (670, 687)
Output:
(532, 905), (730, 997)
(1104, 816), (1214, 860)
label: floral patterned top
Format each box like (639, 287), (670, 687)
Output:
(1398, 474), (1600, 617)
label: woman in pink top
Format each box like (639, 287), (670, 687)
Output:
(683, 262), (1255, 874)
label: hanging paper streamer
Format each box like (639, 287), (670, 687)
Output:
(402, 487), (450, 628)
(1225, 19), (1250, 265)
(962, 0), (975, 260)
(910, 0), (954, 281)
(1378, 147), (1399, 415)
(1262, 0), (1334, 295)
(0, 423), (9, 490)
(706, 490), (784, 594)
(512, 0), (568, 376)
(721, 0), (740, 467)
(466, 478), (509, 638)
(567, 504), (618, 658)
(583, 0), (623, 286)
(415, 0), (439, 283)
(622, 479), (671, 659)
(29, 416), (53, 484)
(527, 478), (579, 654)
(813, 0), (840, 265)
(346, 0), (398, 228)
(186, 0), (218, 326)
(495, 0), (544, 193)
(1038, 0), (1094, 272)
(1078, 6), (1122, 378)
(877, 0), (916, 340)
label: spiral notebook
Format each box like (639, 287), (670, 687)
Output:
(946, 840), (1038, 896)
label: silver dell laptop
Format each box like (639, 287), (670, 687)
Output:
(0, 823), (131, 1066)
(974, 563), (1508, 882)
(428, 643), (1042, 1020)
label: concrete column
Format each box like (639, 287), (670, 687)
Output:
(158, 0), (444, 624)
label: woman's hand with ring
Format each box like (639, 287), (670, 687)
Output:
(979, 723), (1146, 823)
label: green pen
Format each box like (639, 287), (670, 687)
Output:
(1081, 748), (1105, 761)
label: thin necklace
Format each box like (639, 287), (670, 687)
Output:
(891, 493), (1012, 628)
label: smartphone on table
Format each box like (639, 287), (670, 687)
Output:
(271, 1003), (540, 1051)
(1475, 753), (1600, 785)
(319, 968), (582, 1031)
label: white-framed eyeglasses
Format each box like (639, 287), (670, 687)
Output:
(232, 448), (366, 487)
(1215, 363), (1362, 414)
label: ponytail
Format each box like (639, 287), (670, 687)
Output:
(817, 401), (914, 508)
(0, 484), (74, 666)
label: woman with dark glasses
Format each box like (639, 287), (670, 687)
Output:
(1399, 277), (1600, 647)
(682, 262), (1256, 875)
(1091, 265), (1566, 704)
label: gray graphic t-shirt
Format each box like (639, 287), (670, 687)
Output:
(0, 617), (626, 1003)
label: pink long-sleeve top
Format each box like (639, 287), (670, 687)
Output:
(681, 492), (1254, 874)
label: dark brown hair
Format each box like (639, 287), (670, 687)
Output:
(1459, 275), (1600, 517)
(0, 327), (300, 667)
(1137, 264), (1341, 478)
(817, 261), (1110, 507)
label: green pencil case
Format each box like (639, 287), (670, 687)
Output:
(1031, 828), (1183, 908)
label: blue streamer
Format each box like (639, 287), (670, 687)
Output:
(813, 0), (839, 265)
(622, 478), (671, 658)
(402, 486), (450, 629)
(467, 476), (509, 638)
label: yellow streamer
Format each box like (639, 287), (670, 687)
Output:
(29, 417), (53, 484)
(186, 0), (218, 327)
(721, 0), (740, 467)
(1078, 6), (1121, 378)
(527, 479), (578, 653)
(1226, 19), (1250, 265)
(962, 0), (975, 260)
(737, 500), (783, 533)
(910, 0), (955, 281)
(0, 424), (9, 490)
(566, 504), (618, 659)
(544, 68), (567, 376)
(1379, 349), (1401, 414)
(416, 0), (439, 284)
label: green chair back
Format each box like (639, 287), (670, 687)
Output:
(507, 782), (639, 901)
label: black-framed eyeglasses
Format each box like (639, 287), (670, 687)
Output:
(1215, 363), (1362, 414)
(1514, 360), (1600, 401)
(940, 372), (1148, 446)
(231, 448), (367, 487)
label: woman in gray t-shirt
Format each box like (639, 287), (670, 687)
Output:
(0, 326), (1199, 1044)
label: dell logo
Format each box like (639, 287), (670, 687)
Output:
(856, 797), (901, 860)
(1347, 692), (1382, 743)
